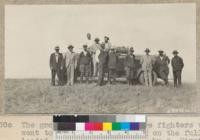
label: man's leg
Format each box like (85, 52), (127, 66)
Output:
(97, 64), (104, 86)
(144, 70), (148, 86)
(57, 69), (62, 85)
(79, 65), (84, 83)
(148, 70), (153, 87)
(173, 71), (177, 87)
(85, 64), (90, 84)
(177, 70), (182, 86)
(51, 69), (56, 86)
(70, 64), (75, 85)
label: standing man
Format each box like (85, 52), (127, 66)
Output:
(140, 48), (154, 87)
(79, 44), (92, 84)
(125, 47), (137, 85)
(63, 45), (76, 86)
(90, 38), (101, 78)
(155, 50), (170, 85)
(108, 48), (118, 84)
(104, 36), (112, 52)
(49, 46), (63, 86)
(171, 50), (184, 87)
(97, 43), (108, 86)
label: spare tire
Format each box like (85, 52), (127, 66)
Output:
(138, 71), (157, 85)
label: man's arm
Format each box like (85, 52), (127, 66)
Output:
(49, 54), (53, 70)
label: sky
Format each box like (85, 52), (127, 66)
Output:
(5, 4), (196, 82)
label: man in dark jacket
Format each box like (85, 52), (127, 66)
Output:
(79, 44), (92, 83)
(171, 50), (184, 87)
(108, 48), (118, 84)
(49, 46), (63, 86)
(125, 47), (137, 85)
(97, 43), (108, 86)
(155, 50), (170, 85)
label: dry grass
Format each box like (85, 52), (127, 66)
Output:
(4, 79), (199, 114)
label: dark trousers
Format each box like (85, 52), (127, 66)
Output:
(97, 63), (105, 86)
(51, 69), (62, 86)
(126, 67), (137, 85)
(80, 64), (91, 83)
(108, 68), (116, 84)
(173, 70), (182, 87)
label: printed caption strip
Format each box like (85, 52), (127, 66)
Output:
(53, 114), (146, 140)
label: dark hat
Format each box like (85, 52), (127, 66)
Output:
(94, 38), (100, 42)
(83, 44), (88, 48)
(54, 46), (60, 50)
(68, 45), (74, 49)
(104, 36), (109, 40)
(158, 50), (164, 53)
(145, 48), (150, 52)
(173, 50), (178, 54)
(130, 47), (134, 52)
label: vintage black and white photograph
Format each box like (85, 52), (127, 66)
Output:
(4, 4), (198, 113)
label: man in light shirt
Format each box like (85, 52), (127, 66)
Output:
(140, 48), (154, 87)
(63, 45), (76, 86)
(86, 33), (93, 48)
(90, 38), (101, 78)
(49, 46), (63, 86)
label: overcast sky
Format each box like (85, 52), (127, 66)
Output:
(5, 4), (196, 82)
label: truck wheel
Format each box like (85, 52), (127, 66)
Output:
(138, 71), (157, 85)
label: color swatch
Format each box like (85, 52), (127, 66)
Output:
(53, 115), (146, 131)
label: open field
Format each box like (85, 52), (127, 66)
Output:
(4, 79), (200, 114)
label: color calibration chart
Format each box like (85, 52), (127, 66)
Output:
(53, 114), (146, 140)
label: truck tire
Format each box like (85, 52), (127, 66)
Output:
(138, 71), (157, 85)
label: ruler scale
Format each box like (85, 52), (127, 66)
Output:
(53, 115), (146, 140)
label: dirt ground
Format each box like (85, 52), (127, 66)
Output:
(4, 79), (199, 114)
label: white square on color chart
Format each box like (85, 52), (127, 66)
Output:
(76, 123), (85, 131)
(135, 115), (146, 122)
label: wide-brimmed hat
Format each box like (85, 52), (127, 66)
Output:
(158, 50), (164, 53)
(145, 48), (150, 52)
(68, 45), (74, 49)
(173, 50), (178, 54)
(94, 38), (100, 42)
(54, 46), (60, 50)
(104, 36), (109, 40)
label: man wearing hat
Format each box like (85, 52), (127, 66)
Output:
(63, 45), (76, 86)
(140, 48), (154, 87)
(90, 38), (101, 78)
(155, 50), (170, 85)
(108, 48), (118, 84)
(97, 43), (108, 86)
(171, 50), (184, 87)
(49, 46), (63, 86)
(125, 47), (137, 85)
(79, 44), (92, 84)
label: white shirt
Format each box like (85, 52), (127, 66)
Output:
(55, 52), (59, 63)
(86, 39), (93, 48)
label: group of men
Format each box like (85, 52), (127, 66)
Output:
(49, 33), (184, 87)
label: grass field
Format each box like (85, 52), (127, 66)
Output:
(4, 79), (200, 114)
